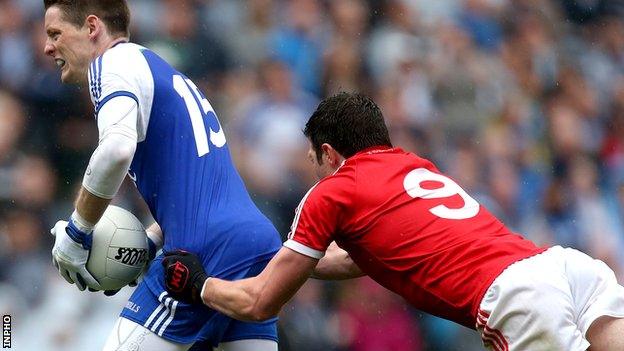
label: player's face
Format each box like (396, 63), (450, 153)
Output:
(307, 143), (338, 179)
(44, 7), (93, 85)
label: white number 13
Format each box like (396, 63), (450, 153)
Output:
(403, 168), (479, 220)
(173, 75), (226, 157)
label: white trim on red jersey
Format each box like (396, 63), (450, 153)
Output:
(288, 182), (319, 240)
(288, 161), (347, 241)
(283, 239), (325, 259)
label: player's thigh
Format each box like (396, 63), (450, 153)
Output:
(563, 248), (624, 347)
(214, 339), (278, 351)
(102, 317), (194, 351)
(479, 247), (588, 350)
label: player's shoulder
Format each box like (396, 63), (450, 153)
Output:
(304, 164), (356, 206)
(97, 42), (147, 74)
(88, 42), (154, 107)
(87, 43), (148, 84)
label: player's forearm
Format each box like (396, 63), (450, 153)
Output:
(77, 138), (134, 223)
(201, 277), (273, 322)
(74, 97), (138, 224)
(200, 248), (316, 322)
(81, 95), (138, 201)
(82, 132), (136, 200)
(74, 186), (112, 225)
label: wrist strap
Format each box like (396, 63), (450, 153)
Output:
(200, 277), (211, 306)
(68, 211), (95, 250)
(70, 210), (95, 233)
(66, 219), (93, 250)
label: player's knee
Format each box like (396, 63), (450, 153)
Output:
(586, 316), (624, 350)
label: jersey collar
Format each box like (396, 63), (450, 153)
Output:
(111, 40), (129, 48)
(352, 145), (397, 157)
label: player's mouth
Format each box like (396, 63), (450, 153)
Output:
(55, 58), (66, 69)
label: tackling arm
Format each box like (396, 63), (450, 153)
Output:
(311, 241), (364, 280)
(202, 247), (318, 321)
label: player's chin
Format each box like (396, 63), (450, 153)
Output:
(59, 69), (71, 83)
(60, 69), (80, 85)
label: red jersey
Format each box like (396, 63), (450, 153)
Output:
(284, 146), (546, 328)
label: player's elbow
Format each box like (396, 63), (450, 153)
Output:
(243, 290), (279, 322)
(246, 304), (279, 322)
(108, 140), (136, 167)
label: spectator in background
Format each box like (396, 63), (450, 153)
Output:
(145, 0), (230, 83)
(0, 91), (25, 204)
(204, 0), (278, 68)
(602, 81), (624, 189)
(11, 155), (56, 211)
(0, 209), (48, 305)
(278, 280), (337, 351)
(230, 59), (317, 234)
(459, 0), (503, 52)
(567, 156), (624, 272)
(367, 0), (423, 83)
(323, 0), (371, 96)
(271, 0), (326, 95)
(0, 1), (33, 91)
(334, 278), (424, 351)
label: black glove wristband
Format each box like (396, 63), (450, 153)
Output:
(163, 250), (209, 304)
(189, 271), (209, 304)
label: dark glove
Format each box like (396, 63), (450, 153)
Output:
(162, 250), (209, 304)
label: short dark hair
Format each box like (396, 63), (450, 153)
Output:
(304, 92), (392, 163)
(44, 0), (130, 37)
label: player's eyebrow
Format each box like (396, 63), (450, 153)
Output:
(46, 28), (60, 37)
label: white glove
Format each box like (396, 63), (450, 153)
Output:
(50, 217), (102, 291)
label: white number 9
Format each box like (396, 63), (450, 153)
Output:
(403, 168), (479, 220)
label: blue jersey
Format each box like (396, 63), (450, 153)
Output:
(88, 42), (281, 271)
(88, 43), (281, 345)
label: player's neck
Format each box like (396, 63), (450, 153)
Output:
(94, 36), (129, 58)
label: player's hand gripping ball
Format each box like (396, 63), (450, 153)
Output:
(162, 250), (209, 304)
(51, 218), (101, 291)
(52, 206), (150, 293)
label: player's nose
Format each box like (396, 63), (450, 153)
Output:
(44, 40), (55, 57)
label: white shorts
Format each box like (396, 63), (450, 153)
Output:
(102, 317), (278, 351)
(477, 246), (624, 351)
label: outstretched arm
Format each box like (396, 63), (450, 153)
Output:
(312, 241), (364, 280)
(163, 247), (318, 322)
(202, 247), (317, 321)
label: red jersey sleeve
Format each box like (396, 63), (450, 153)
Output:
(284, 170), (354, 259)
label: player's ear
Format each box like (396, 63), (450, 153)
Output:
(85, 15), (100, 38)
(321, 143), (344, 168)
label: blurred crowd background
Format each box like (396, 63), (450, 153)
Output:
(1, 0), (624, 350)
